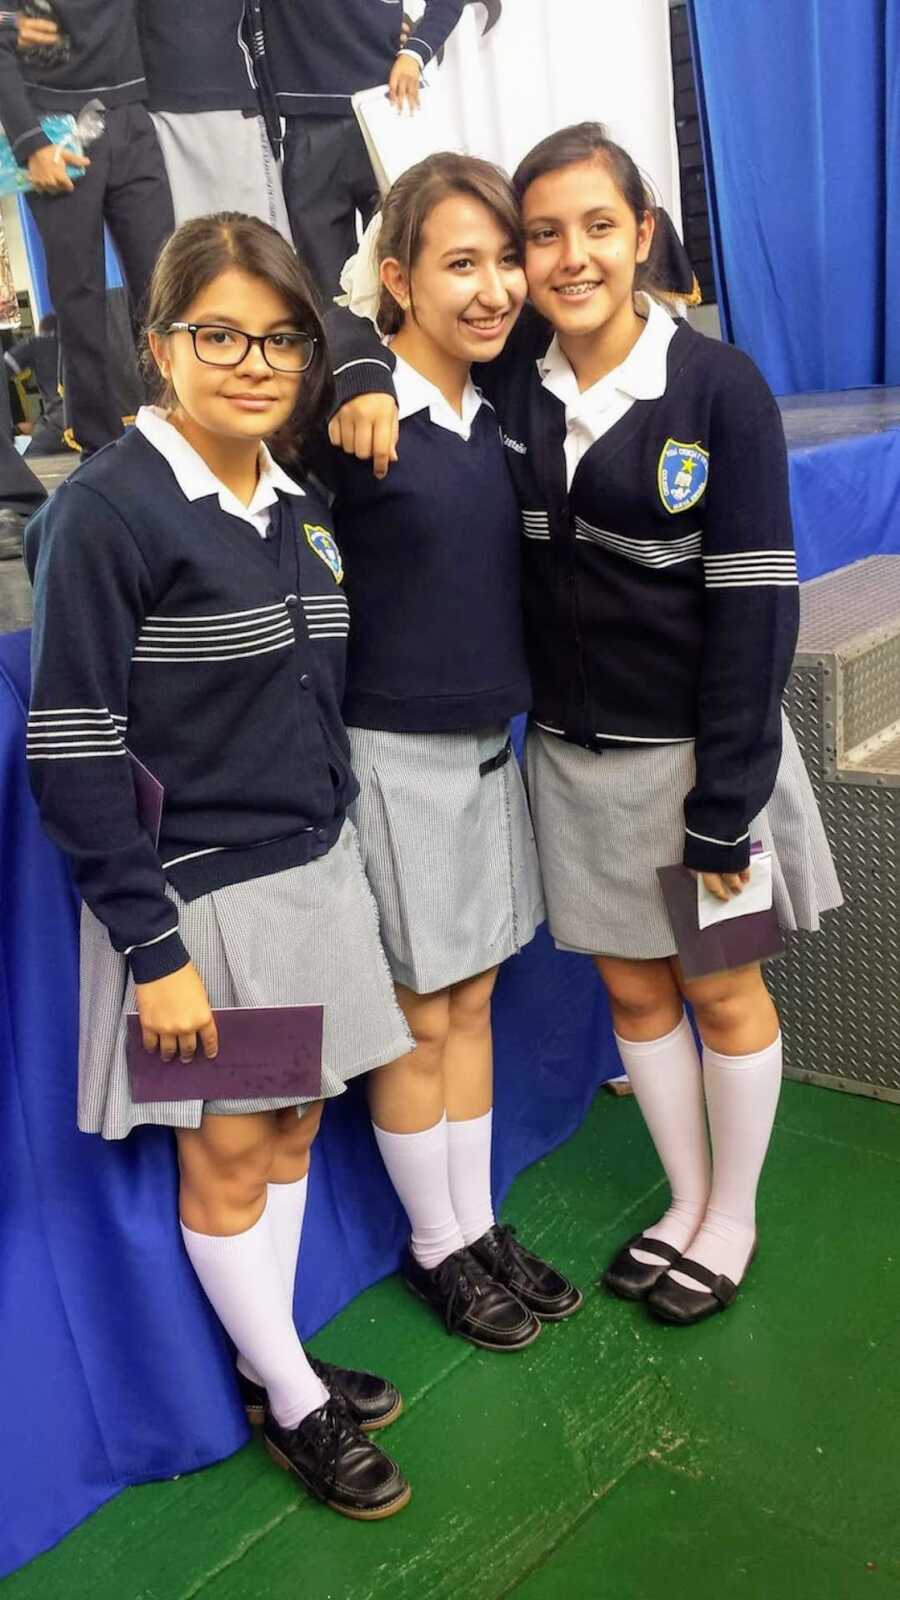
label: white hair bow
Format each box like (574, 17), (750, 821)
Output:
(334, 211), (384, 323)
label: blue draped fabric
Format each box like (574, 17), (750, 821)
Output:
(689, 0), (900, 395)
(0, 637), (616, 1578)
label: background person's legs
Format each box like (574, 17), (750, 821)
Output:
(27, 137), (121, 456)
(282, 115), (380, 299)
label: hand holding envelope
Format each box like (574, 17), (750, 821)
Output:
(658, 848), (783, 979)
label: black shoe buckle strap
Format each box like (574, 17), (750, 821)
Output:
(627, 1235), (682, 1267)
(671, 1256), (738, 1307)
(479, 737), (512, 778)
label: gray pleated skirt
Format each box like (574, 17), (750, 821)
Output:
(348, 724), (545, 994)
(524, 714), (843, 959)
(78, 821), (414, 1141)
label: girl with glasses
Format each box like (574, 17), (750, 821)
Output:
(26, 212), (414, 1519)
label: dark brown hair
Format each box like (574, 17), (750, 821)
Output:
(143, 212), (332, 460)
(512, 122), (660, 292)
(376, 151), (524, 335)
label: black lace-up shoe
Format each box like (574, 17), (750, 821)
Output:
(403, 1245), (541, 1350)
(263, 1394), (411, 1520)
(237, 1360), (402, 1432)
(468, 1223), (583, 1320)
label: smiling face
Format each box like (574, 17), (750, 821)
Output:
(381, 191), (527, 367)
(148, 266), (305, 447)
(522, 157), (654, 347)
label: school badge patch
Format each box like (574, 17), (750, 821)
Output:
(657, 439), (709, 514)
(304, 523), (344, 584)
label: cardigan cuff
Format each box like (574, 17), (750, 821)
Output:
(682, 825), (752, 876)
(128, 928), (191, 985)
(330, 357), (396, 415)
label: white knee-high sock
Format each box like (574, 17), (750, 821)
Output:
(373, 1114), (466, 1269)
(446, 1110), (495, 1245)
(181, 1208), (328, 1428)
(236, 1174), (309, 1388)
(670, 1033), (783, 1292)
(614, 1014), (711, 1267)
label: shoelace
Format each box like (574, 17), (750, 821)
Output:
(300, 1393), (356, 1500)
(492, 1224), (548, 1292)
(433, 1252), (487, 1333)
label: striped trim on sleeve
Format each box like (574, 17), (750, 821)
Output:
(26, 707), (128, 762)
(703, 550), (798, 588)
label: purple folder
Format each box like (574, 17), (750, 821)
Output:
(657, 865), (784, 979)
(127, 749), (164, 848)
(126, 1006), (324, 1103)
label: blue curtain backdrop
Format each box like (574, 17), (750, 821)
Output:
(689, 0), (900, 395)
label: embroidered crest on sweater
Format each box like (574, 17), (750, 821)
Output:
(657, 439), (709, 514)
(305, 524), (344, 584)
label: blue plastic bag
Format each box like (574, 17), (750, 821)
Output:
(0, 114), (88, 196)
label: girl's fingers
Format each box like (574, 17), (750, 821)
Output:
(338, 413), (356, 456)
(373, 415), (398, 478)
(353, 420), (374, 461)
(327, 416), (341, 448)
(179, 1030), (197, 1064)
(142, 1028), (159, 1053)
(160, 1032), (178, 1063)
(199, 1017), (219, 1059)
(722, 873), (745, 895)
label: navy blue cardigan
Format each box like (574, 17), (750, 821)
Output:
(264, 0), (464, 116)
(329, 307), (800, 874)
(314, 401), (531, 733)
(26, 429), (356, 982)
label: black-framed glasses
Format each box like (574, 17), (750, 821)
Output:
(166, 322), (317, 373)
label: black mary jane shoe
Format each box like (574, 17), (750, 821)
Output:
(647, 1246), (757, 1327)
(238, 1360), (402, 1433)
(263, 1394), (411, 1520)
(403, 1244), (541, 1351)
(468, 1223), (583, 1321)
(601, 1234), (684, 1302)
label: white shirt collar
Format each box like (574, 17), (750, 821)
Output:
(135, 406), (305, 524)
(537, 292), (676, 410)
(391, 353), (487, 441)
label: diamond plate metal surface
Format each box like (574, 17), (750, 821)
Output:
(769, 564), (900, 1102)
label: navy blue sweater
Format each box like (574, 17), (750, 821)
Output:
(139, 0), (259, 113)
(264, 0), (464, 116)
(329, 308), (800, 874)
(26, 429), (356, 983)
(0, 0), (146, 161)
(314, 402), (531, 732)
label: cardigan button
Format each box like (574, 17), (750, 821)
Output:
(284, 593), (299, 607)
(299, 673), (311, 690)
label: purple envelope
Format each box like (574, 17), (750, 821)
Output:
(657, 865), (784, 980)
(126, 1006), (324, 1103)
(127, 749), (164, 848)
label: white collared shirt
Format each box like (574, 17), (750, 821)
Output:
(392, 353), (488, 442)
(135, 406), (305, 539)
(538, 293), (678, 489)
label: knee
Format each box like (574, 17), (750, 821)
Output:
(448, 977), (495, 1038)
(180, 1129), (276, 1210)
(406, 1003), (451, 1062)
(606, 981), (679, 1036)
(688, 982), (753, 1039)
(276, 1100), (324, 1163)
